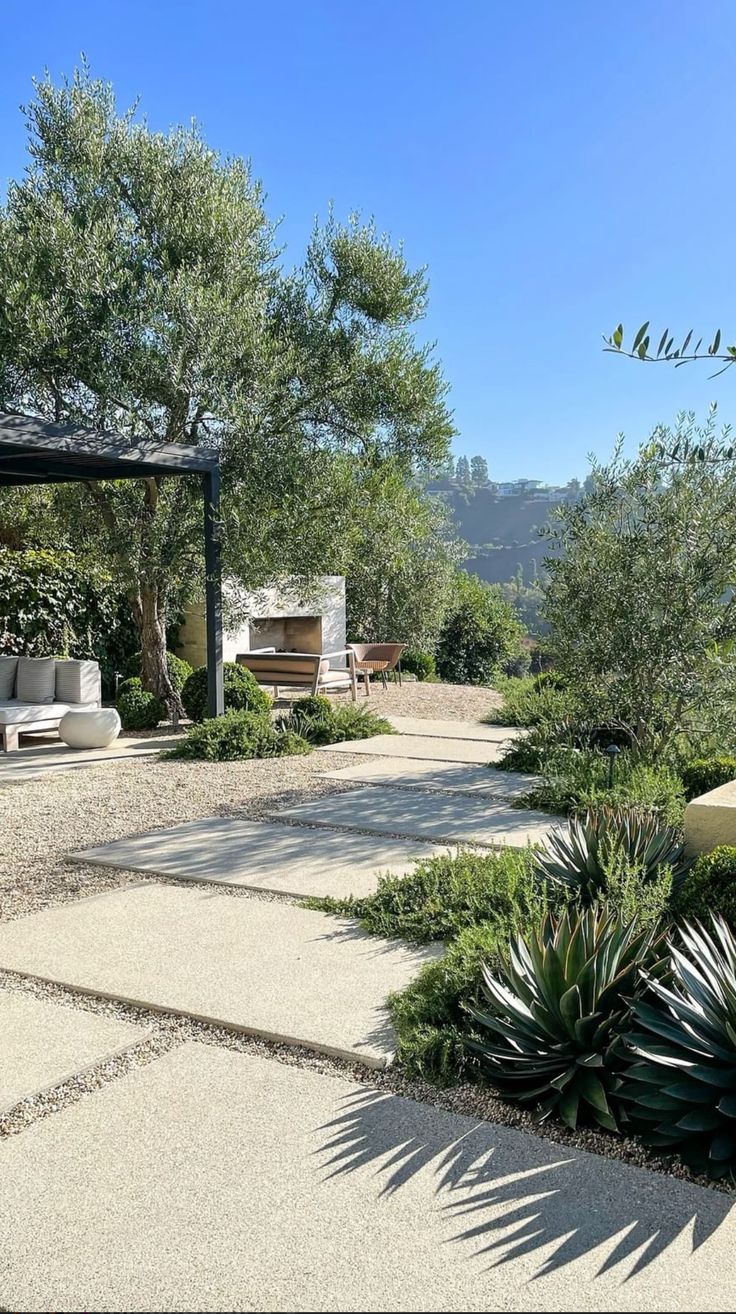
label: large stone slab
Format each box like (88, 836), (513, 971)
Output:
(318, 733), (511, 763)
(388, 715), (521, 742)
(321, 757), (539, 800)
(0, 991), (145, 1112)
(276, 786), (554, 847)
(71, 818), (443, 899)
(0, 885), (438, 1068)
(684, 779), (736, 855)
(0, 1042), (732, 1312)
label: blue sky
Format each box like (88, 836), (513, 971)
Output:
(1, 0), (735, 481)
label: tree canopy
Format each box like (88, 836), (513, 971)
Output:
(0, 67), (454, 703)
(543, 407), (736, 754)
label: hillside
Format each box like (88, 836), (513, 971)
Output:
(430, 482), (565, 586)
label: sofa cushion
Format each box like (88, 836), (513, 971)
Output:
(319, 670), (352, 687)
(0, 701), (75, 726)
(16, 656), (57, 704)
(0, 657), (18, 700)
(55, 659), (101, 705)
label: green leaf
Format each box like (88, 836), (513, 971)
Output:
(612, 323), (623, 349)
(632, 322), (650, 352)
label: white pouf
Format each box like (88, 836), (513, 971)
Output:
(59, 708), (122, 750)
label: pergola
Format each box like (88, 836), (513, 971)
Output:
(0, 412), (224, 717)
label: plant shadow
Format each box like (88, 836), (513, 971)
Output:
(315, 1085), (733, 1284)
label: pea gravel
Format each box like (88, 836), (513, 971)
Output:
(1, 681), (729, 1197)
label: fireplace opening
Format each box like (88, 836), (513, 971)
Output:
(248, 616), (323, 654)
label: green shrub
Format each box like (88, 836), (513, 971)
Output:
(519, 748), (687, 826)
(307, 847), (550, 944)
(470, 906), (667, 1131)
(389, 922), (511, 1085)
(485, 674), (575, 727)
(435, 572), (525, 686)
(164, 709), (310, 761)
(535, 805), (690, 901)
(621, 917), (736, 1179)
(279, 694), (393, 746)
(400, 648), (437, 682)
(681, 757), (736, 800)
(116, 677), (167, 731)
(675, 846), (736, 928)
(123, 650), (192, 694)
(181, 662), (272, 722)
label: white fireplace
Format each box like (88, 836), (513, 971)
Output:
(175, 577), (347, 670)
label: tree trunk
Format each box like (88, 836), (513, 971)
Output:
(131, 584), (182, 716)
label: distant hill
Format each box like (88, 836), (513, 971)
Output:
(429, 481), (571, 586)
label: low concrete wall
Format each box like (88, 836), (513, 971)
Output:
(684, 780), (736, 855)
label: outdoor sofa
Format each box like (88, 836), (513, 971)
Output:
(0, 656), (101, 752)
(236, 649), (358, 701)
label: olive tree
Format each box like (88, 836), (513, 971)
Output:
(343, 464), (463, 647)
(543, 407), (736, 754)
(0, 68), (453, 707)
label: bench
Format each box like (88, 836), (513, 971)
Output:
(236, 650), (358, 701)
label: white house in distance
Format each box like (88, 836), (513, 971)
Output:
(175, 576), (347, 670)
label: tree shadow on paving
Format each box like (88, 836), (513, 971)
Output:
(314, 1086), (733, 1283)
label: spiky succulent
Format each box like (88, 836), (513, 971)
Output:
(621, 917), (736, 1179)
(469, 906), (666, 1131)
(535, 806), (691, 901)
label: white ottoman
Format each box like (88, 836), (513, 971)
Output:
(59, 708), (121, 750)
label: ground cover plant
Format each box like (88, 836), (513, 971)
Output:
(278, 694), (393, 746)
(307, 847), (549, 943)
(389, 922), (515, 1084)
(164, 710), (309, 761)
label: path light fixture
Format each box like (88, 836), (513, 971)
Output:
(605, 742), (621, 789)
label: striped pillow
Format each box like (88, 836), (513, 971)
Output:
(16, 656), (57, 704)
(0, 657), (18, 699)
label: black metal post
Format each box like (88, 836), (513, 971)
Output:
(203, 467), (224, 717)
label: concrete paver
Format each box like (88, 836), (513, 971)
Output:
(0, 885), (439, 1068)
(387, 715), (522, 742)
(320, 757), (539, 799)
(0, 733), (180, 786)
(0, 991), (145, 1112)
(317, 733), (511, 763)
(276, 786), (555, 847)
(0, 1042), (731, 1312)
(71, 817), (445, 899)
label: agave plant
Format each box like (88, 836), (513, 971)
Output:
(469, 906), (666, 1131)
(535, 806), (691, 901)
(620, 917), (736, 1179)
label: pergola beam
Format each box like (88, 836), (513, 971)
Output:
(0, 411), (225, 717)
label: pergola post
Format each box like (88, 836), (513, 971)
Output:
(203, 467), (225, 717)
